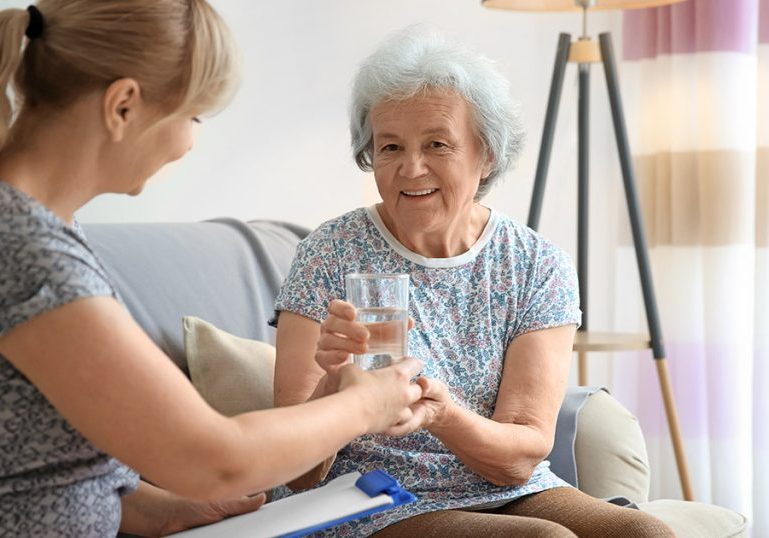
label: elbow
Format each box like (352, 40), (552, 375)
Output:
(483, 437), (553, 488)
(168, 462), (255, 502)
(485, 462), (539, 487)
(286, 455), (335, 491)
(286, 472), (322, 492)
(157, 437), (264, 501)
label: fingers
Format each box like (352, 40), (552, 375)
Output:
(319, 301), (368, 357)
(383, 404), (427, 437)
(391, 357), (423, 379)
(323, 300), (366, 339)
(327, 299), (356, 321)
(316, 300), (369, 373)
(317, 330), (366, 355)
(415, 376), (449, 402)
(218, 492), (267, 517)
(315, 350), (351, 372)
(365, 319), (406, 346)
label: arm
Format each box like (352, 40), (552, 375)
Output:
(0, 297), (422, 501)
(273, 310), (363, 490)
(274, 302), (424, 490)
(419, 324), (575, 486)
(120, 480), (266, 537)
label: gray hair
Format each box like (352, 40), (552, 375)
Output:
(349, 25), (525, 199)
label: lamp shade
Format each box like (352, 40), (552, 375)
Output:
(482, 0), (685, 11)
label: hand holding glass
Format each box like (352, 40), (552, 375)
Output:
(344, 273), (409, 370)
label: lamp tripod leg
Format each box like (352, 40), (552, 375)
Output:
(598, 31), (694, 501)
(577, 62), (590, 384)
(528, 33), (571, 231)
(656, 358), (695, 501)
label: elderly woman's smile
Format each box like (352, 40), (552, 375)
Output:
(370, 89), (493, 258)
(401, 188), (438, 197)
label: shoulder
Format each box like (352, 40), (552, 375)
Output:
(0, 191), (115, 334)
(307, 207), (372, 240)
(297, 208), (376, 252)
(488, 212), (576, 279)
(490, 212), (567, 258)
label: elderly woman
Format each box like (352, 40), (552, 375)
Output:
(273, 28), (674, 537)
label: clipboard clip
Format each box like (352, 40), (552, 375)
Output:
(355, 469), (417, 505)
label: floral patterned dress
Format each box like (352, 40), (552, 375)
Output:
(273, 206), (581, 536)
(0, 182), (139, 536)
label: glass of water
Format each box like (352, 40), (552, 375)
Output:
(344, 273), (409, 370)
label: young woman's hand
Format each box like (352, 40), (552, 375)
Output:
(336, 357), (424, 435)
(158, 493), (267, 536)
(122, 481), (266, 537)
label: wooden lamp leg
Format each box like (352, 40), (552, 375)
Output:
(656, 358), (694, 500)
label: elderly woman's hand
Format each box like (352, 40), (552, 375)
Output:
(382, 376), (455, 436)
(316, 299), (415, 393)
(315, 300), (368, 392)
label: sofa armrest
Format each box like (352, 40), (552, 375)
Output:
(549, 388), (650, 504)
(574, 389), (651, 503)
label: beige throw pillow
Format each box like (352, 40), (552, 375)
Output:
(183, 316), (275, 416)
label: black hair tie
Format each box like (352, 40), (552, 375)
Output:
(25, 5), (44, 40)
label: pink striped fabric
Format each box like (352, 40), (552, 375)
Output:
(623, 0), (761, 59)
(616, 0), (767, 531)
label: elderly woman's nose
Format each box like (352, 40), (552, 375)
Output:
(399, 151), (429, 178)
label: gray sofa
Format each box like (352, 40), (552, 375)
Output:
(84, 218), (747, 537)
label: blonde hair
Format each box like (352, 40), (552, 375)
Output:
(0, 0), (239, 149)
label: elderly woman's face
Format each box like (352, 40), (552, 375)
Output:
(371, 89), (492, 239)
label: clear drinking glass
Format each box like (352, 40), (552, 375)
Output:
(344, 273), (409, 370)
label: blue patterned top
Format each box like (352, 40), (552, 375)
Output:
(273, 206), (581, 536)
(0, 182), (139, 537)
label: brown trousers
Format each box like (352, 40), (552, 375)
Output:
(371, 487), (675, 538)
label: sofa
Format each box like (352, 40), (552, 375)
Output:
(83, 218), (747, 537)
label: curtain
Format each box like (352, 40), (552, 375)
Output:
(616, 0), (767, 530)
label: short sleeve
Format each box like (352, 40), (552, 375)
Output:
(512, 242), (581, 339)
(273, 224), (345, 324)
(0, 233), (115, 336)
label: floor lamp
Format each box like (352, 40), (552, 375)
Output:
(481, 0), (693, 501)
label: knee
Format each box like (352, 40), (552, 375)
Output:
(615, 510), (676, 538)
(525, 519), (577, 538)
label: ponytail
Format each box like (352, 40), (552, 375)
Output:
(0, 8), (28, 149)
(0, 1), (238, 152)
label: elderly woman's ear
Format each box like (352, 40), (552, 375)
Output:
(481, 151), (494, 179)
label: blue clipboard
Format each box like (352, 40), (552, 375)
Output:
(280, 470), (416, 537)
(166, 469), (416, 538)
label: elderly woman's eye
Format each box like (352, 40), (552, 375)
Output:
(430, 141), (448, 149)
(379, 144), (399, 152)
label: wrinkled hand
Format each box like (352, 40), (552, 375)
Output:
(316, 300), (367, 389)
(383, 376), (454, 436)
(159, 492), (267, 536)
(316, 300), (414, 393)
(336, 357), (424, 435)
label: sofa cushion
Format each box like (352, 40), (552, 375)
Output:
(639, 499), (748, 538)
(184, 316), (275, 415)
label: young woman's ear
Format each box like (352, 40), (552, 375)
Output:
(102, 78), (142, 142)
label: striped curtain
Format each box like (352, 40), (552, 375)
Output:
(616, 0), (766, 530)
